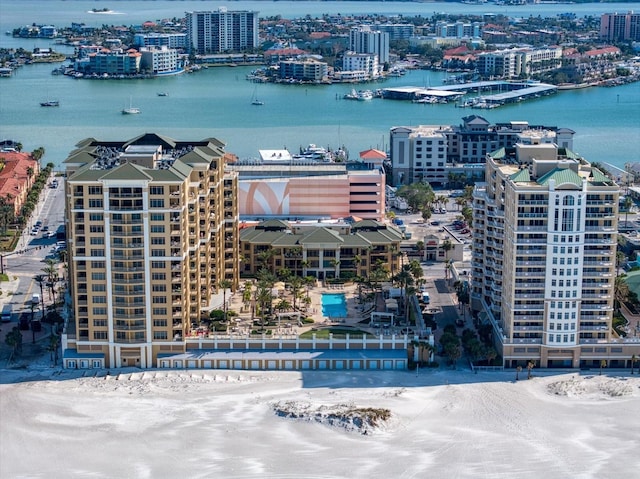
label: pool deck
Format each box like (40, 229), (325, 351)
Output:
(220, 280), (383, 337)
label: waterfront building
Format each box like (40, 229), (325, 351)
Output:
(342, 52), (381, 80)
(62, 133), (239, 369)
(133, 33), (188, 50)
(239, 219), (403, 280)
(376, 24), (415, 41)
(349, 25), (390, 65)
(477, 47), (562, 79)
(139, 46), (180, 75)
(388, 116), (574, 186)
(231, 158), (385, 221)
(600, 11), (640, 42)
(78, 48), (142, 76)
(434, 20), (483, 39)
(470, 140), (637, 368)
(278, 58), (328, 82)
(186, 8), (259, 55)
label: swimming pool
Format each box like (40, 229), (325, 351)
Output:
(321, 293), (347, 318)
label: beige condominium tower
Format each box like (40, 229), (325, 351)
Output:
(472, 137), (638, 369)
(62, 134), (238, 368)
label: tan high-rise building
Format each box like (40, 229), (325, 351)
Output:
(471, 136), (638, 368)
(61, 134), (239, 369)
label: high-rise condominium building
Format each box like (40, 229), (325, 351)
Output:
(62, 134), (239, 369)
(600, 11), (640, 42)
(349, 25), (390, 65)
(186, 8), (259, 54)
(471, 138), (638, 369)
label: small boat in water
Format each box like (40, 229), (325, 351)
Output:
(157, 92), (168, 97)
(40, 100), (59, 107)
(122, 97), (140, 114)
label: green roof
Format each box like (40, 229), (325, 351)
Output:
(537, 167), (583, 188)
(510, 168), (531, 183)
(100, 162), (153, 181)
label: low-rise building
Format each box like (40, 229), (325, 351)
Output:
(240, 219), (403, 280)
(278, 58), (328, 82)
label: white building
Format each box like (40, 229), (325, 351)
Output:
(342, 52), (381, 79)
(134, 33), (188, 50)
(477, 47), (563, 79)
(186, 8), (259, 55)
(140, 46), (180, 75)
(349, 25), (390, 65)
(471, 141), (634, 369)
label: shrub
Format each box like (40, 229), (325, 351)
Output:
(301, 317), (314, 324)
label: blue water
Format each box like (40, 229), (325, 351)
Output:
(322, 293), (347, 318)
(0, 1), (639, 167)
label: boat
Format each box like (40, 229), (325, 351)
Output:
(40, 100), (59, 107)
(250, 86), (264, 105)
(157, 92), (168, 97)
(121, 97), (140, 115)
(344, 89), (373, 101)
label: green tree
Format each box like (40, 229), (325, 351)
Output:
(5, 326), (23, 363)
(527, 360), (535, 379)
(219, 279), (232, 332)
(599, 359), (607, 376)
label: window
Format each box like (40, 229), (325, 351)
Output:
(89, 186), (102, 195)
(150, 186), (164, 195)
(151, 249), (166, 257)
(151, 261), (166, 269)
(91, 284), (106, 292)
(151, 213), (164, 221)
(150, 199), (165, 208)
(90, 237), (104, 245)
(154, 331), (168, 340)
(151, 237), (166, 245)
(152, 284), (167, 292)
(152, 296), (167, 304)
(91, 272), (106, 281)
(90, 249), (105, 257)
(152, 309), (167, 316)
(89, 225), (104, 233)
(93, 331), (108, 340)
(92, 310), (107, 318)
(152, 273), (166, 281)
(93, 296), (107, 304)
(89, 199), (103, 208)
(91, 261), (105, 269)
(151, 225), (165, 233)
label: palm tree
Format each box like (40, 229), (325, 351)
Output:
(289, 276), (303, 311)
(631, 354), (637, 375)
(614, 276), (630, 312)
(442, 239), (453, 265)
(329, 258), (340, 280)
(485, 347), (497, 366)
(219, 279), (232, 331)
(527, 360), (535, 379)
(5, 326), (23, 364)
(33, 274), (47, 320)
(515, 365), (523, 381)
(623, 196), (633, 226)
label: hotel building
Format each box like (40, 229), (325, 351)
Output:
(600, 11), (640, 42)
(61, 134), (239, 369)
(349, 26), (390, 65)
(471, 138), (638, 368)
(186, 8), (259, 55)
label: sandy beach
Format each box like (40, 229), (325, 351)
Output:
(1, 367), (639, 479)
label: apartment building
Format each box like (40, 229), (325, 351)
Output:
(62, 133), (239, 369)
(240, 219), (403, 280)
(139, 46), (180, 75)
(477, 47), (562, 79)
(278, 58), (329, 82)
(388, 115), (575, 187)
(186, 8), (259, 54)
(342, 52), (381, 80)
(471, 139), (639, 369)
(600, 11), (640, 42)
(434, 20), (483, 39)
(349, 25), (390, 65)
(133, 33), (188, 50)
(81, 48), (142, 76)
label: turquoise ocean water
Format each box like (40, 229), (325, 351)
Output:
(0, 1), (638, 168)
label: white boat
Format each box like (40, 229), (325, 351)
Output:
(356, 90), (373, 101)
(250, 86), (264, 105)
(122, 97), (140, 114)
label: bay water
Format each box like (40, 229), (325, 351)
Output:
(0, 0), (638, 168)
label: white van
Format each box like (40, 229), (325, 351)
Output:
(32, 293), (40, 305)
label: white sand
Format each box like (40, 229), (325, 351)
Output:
(1, 367), (639, 479)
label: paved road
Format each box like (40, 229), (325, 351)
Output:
(3, 175), (66, 324)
